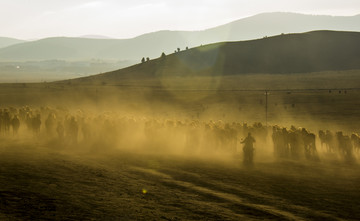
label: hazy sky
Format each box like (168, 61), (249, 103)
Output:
(1, 0), (359, 39)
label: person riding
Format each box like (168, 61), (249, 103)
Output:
(241, 132), (256, 165)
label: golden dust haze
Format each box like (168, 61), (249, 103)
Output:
(0, 3), (360, 219)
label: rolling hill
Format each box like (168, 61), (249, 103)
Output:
(79, 31), (360, 84)
(0, 37), (26, 49)
(1, 13), (360, 62)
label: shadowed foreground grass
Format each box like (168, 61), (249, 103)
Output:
(0, 140), (359, 220)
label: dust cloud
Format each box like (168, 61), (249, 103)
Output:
(1, 80), (360, 220)
(0, 102), (358, 165)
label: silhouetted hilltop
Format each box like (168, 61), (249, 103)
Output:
(1, 13), (359, 62)
(82, 31), (360, 83)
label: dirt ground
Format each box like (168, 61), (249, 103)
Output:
(0, 71), (360, 220)
(0, 139), (359, 220)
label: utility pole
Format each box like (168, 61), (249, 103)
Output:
(265, 90), (268, 127)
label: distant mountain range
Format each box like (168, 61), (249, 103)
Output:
(79, 35), (113, 39)
(80, 31), (360, 84)
(0, 37), (26, 49)
(0, 12), (360, 62)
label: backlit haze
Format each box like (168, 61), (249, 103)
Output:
(1, 0), (360, 40)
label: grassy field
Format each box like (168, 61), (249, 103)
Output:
(0, 70), (360, 220)
(0, 139), (359, 220)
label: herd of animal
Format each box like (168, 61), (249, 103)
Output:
(0, 106), (359, 162)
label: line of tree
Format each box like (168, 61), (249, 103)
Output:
(141, 46), (189, 63)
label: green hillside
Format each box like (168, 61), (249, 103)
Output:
(81, 31), (360, 84)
